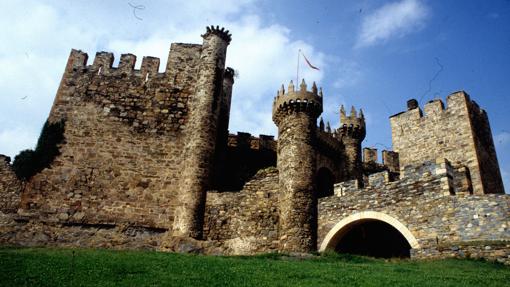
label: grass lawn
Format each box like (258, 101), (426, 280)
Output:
(0, 247), (508, 287)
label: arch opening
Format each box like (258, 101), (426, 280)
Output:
(320, 211), (420, 259)
(334, 219), (411, 258)
(316, 167), (334, 198)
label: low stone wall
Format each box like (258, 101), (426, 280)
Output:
(0, 212), (165, 250)
(414, 241), (510, 264)
(204, 168), (280, 254)
(0, 155), (21, 214)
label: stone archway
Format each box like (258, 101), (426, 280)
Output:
(319, 211), (420, 257)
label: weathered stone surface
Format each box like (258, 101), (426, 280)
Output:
(318, 159), (509, 264)
(0, 26), (507, 265)
(390, 93), (505, 194)
(204, 168), (280, 254)
(272, 80), (321, 253)
(0, 155), (21, 214)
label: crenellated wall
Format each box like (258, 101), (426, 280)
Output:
(0, 26), (506, 264)
(19, 28), (233, 234)
(390, 91), (504, 194)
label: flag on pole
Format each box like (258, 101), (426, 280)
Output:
(301, 51), (320, 70)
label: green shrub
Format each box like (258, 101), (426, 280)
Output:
(11, 149), (38, 180)
(12, 120), (65, 180)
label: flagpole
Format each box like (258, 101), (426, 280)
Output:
(297, 49), (301, 85)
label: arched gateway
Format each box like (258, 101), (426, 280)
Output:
(319, 211), (420, 258)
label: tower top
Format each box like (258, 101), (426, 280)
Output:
(272, 79), (323, 124)
(201, 25), (232, 44)
(338, 105), (366, 140)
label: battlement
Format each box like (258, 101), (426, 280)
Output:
(334, 158), (465, 197)
(66, 49), (181, 78)
(340, 105), (365, 127)
(391, 91), (486, 121)
(227, 132), (277, 151)
(316, 128), (343, 154)
(361, 148), (399, 173)
(202, 25), (232, 44)
(64, 40), (234, 87)
(390, 91), (503, 194)
(363, 147), (378, 163)
(337, 105), (366, 140)
(272, 79), (323, 124)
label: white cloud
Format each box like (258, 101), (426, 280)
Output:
(0, 0), (325, 158)
(0, 127), (39, 159)
(356, 0), (429, 48)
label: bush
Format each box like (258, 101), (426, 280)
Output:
(12, 120), (65, 180)
(11, 150), (38, 181)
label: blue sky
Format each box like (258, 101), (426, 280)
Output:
(0, 0), (509, 192)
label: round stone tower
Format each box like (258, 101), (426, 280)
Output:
(173, 26), (231, 239)
(272, 79), (323, 252)
(338, 105), (366, 183)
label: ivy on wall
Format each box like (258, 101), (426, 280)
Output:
(12, 120), (66, 180)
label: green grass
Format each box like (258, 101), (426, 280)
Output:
(0, 247), (508, 287)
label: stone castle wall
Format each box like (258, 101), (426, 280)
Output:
(204, 168), (279, 254)
(18, 41), (218, 230)
(318, 159), (509, 263)
(0, 28), (506, 264)
(215, 133), (276, 191)
(0, 156), (21, 214)
(390, 92), (504, 194)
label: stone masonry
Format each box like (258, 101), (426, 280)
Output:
(0, 26), (507, 264)
(390, 93), (504, 195)
(272, 80), (322, 252)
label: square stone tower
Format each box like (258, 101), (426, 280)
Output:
(390, 91), (504, 194)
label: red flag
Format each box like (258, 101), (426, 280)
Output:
(301, 52), (320, 70)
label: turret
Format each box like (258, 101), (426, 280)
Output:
(272, 79), (323, 253)
(173, 26), (232, 239)
(338, 105), (366, 182)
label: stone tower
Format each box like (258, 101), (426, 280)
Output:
(272, 79), (323, 252)
(338, 105), (366, 183)
(173, 26), (232, 238)
(390, 92), (505, 194)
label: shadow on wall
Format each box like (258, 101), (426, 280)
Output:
(334, 220), (411, 258)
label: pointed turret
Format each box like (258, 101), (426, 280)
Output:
(337, 105), (366, 183)
(300, 79), (307, 92)
(288, 80), (295, 92)
(350, 106), (357, 117)
(312, 82), (318, 94)
(319, 117), (325, 131)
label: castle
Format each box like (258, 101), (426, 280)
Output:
(0, 26), (508, 263)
